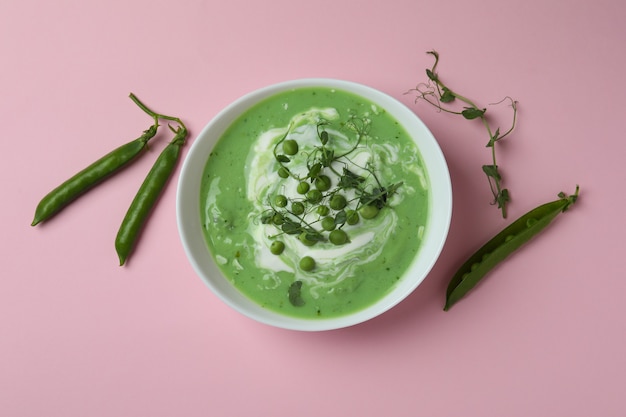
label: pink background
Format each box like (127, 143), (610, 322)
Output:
(2, 0), (625, 415)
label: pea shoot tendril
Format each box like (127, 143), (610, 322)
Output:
(129, 93), (186, 131)
(410, 50), (518, 218)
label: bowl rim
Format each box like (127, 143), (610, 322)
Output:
(176, 78), (452, 331)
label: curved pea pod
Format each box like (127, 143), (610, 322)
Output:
(31, 125), (158, 226)
(115, 126), (187, 266)
(444, 186), (580, 311)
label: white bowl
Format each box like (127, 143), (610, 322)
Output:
(176, 78), (452, 331)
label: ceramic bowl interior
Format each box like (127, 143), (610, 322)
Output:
(176, 78), (452, 331)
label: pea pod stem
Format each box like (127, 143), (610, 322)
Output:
(115, 124), (188, 266)
(129, 93), (184, 127)
(31, 124), (159, 226)
(444, 186), (580, 311)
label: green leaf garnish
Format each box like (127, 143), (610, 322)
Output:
(308, 162), (322, 179)
(486, 128), (500, 148)
(440, 87), (455, 103)
(426, 68), (438, 81)
(281, 220), (301, 235)
(334, 210), (347, 226)
(339, 168), (366, 189)
(288, 281), (305, 307)
(496, 188), (510, 209)
(461, 107), (486, 120)
(482, 164), (501, 181)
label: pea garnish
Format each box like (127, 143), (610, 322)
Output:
(444, 186), (580, 310)
(329, 229), (349, 246)
(316, 205), (330, 216)
(277, 167), (290, 178)
(272, 213), (285, 225)
(321, 216), (336, 231)
(297, 182), (310, 194)
(275, 195), (288, 207)
(299, 256), (316, 271)
(346, 210), (359, 225)
(315, 175), (331, 191)
(359, 204), (379, 219)
(329, 194), (347, 211)
(306, 189), (323, 204)
(283, 139), (299, 155)
(270, 241), (285, 255)
(291, 201), (305, 216)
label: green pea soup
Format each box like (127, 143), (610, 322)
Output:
(200, 87), (430, 319)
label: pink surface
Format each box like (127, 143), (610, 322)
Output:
(2, 0), (625, 415)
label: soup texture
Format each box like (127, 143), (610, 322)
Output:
(200, 87), (429, 319)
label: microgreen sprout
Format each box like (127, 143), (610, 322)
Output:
(410, 50), (518, 218)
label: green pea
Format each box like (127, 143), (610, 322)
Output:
(270, 241), (285, 255)
(272, 213), (285, 225)
(329, 229), (349, 245)
(275, 194), (288, 208)
(317, 205), (329, 216)
(346, 210), (359, 225)
(299, 256), (316, 271)
(321, 216), (336, 231)
(315, 175), (331, 191)
(360, 204), (379, 219)
(291, 201), (305, 215)
(306, 189), (323, 204)
(297, 182), (310, 194)
(283, 139), (299, 155)
(329, 194), (347, 210)
(278, 167), (290, 178)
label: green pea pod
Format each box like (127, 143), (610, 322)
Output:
(115, 126), (187, 266)
(444, 186), (580, 311)
(31, 124), (159, 226)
